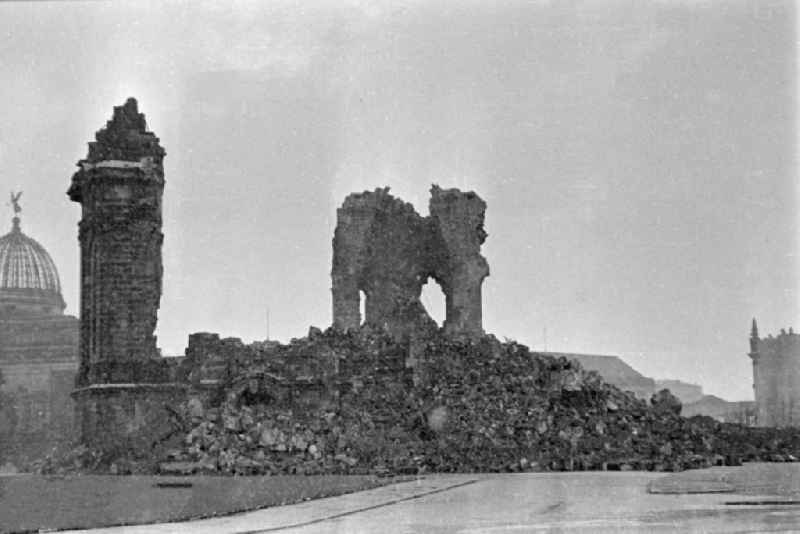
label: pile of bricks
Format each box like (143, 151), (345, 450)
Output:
(158, 329), (800, 476)
(38, 328), (800, 475)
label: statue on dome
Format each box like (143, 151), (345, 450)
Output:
(9, 191), (22, 214)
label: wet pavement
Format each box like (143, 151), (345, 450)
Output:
(59, 466), (800, 533)
(649, 462), (800, 496)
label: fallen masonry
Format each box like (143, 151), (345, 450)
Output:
(332, 186), (489, 339)
(39, 328), (800, 475)
(44, 97), (800, 481)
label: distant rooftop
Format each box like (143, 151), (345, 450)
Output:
(540, 352), (654, 388)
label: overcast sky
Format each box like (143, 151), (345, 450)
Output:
(0, 1), (796, 400)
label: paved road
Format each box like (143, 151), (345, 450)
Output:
(651, 462), (800, 496)
(63, 470), (800, 533)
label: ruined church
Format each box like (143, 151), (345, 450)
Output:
(62, 98), (494, 452)
(7, 97), (793, 477)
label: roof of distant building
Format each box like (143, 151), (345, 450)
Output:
(542, 352), (655, 388)
(0, 208), (65, 316)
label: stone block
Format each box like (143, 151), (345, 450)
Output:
(72, 383), (187, 454)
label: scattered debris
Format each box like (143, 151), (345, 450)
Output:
(156, 330), (800, 475)
(40, 328), (800, 475)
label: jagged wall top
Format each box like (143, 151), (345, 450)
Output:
(332, 185), (489, 338)
(429, 184), (488, 253)
(83, 97), (165, 165)
(68, 98), (165, 203)
(338, 187), (421, 217)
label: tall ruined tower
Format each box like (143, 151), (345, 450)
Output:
(68, 98), (164, 386)
(68, 98), (183, 451)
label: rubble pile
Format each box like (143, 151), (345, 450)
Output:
(159, 329), (800, 476)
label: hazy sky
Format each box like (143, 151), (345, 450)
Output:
(0, 1), (796, 400)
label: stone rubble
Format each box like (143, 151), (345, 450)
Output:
(39, 327), (800, 475)
(150, 329), (800, 476)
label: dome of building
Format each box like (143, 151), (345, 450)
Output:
(0, 216), (65, 316)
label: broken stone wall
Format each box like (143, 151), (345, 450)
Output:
(428, 186), (489, 335)
(331, 188), (436, 339)
(74, 384), (187, 453)
(331, 186), (489, 340)
(180, 329), (348, 410)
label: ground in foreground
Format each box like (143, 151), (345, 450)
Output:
(59, 465), (800, 534)
(0, 474), (392, 534)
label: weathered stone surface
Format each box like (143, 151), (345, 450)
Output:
(72, 383), (187, 454)
(81, 97), (165, 166)
(67, 98), (185, 455)
(651, 388), (682, 416)
(156, 328), (800, 477)
(68, 97), (166, 387)
(428, 186), (489, 335)
(331, 186), (488, 340)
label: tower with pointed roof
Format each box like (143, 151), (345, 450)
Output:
(69, 98), (184, 451)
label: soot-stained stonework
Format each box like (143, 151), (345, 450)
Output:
(68, 99), (184, 452)
(68, 98), (166, 387)
(331, 186), (489, 339)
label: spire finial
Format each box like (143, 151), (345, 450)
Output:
(749, 317), (760, 355)
(9, 191), (22, 233)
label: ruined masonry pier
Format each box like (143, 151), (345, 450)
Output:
(68, 98), (185, 451)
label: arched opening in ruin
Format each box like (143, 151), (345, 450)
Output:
(420, 280), (446, 326)
(359, 290), (367, 325)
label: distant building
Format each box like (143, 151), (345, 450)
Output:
(682, 395), (756, 425)
(544, 351), (755, 423)
(0, 207), (78, 462)
(654, 379), (704, 404)
(543, 352), (656, 400)
(749, 319), (800, 427)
